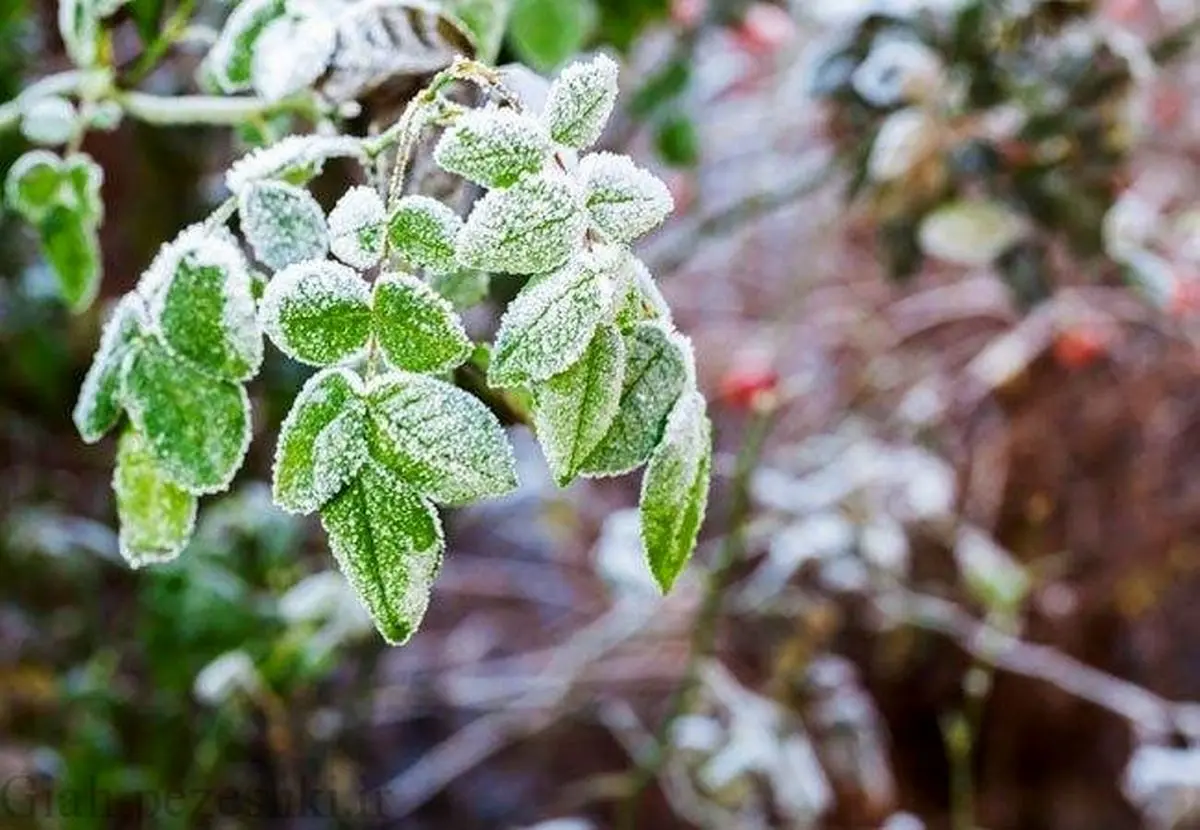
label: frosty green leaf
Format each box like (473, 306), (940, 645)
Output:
(120, 338), (252, 495)
(226, 135), (367, 194)
(114, 427), (198, 568)
(329, 185), (386, 270)
(239, 180), (329, 271)
(372, 273), (472, 374)
(20, 96), (77, 146)
(320, 462), (444, 645)
(62, 154), (104, 219)
(581, 322), (689, 477)
(58, 0), (98, 67)
(534, 323), (625, 487)
(387, 195), (463, 274)
(39, 205), (102, 313)
(433, 107), (552, 188)
(456, 172), (586, 275)
(4, 150), (65, 223)
(542, 54), (619, 150)
(368, 372), (518, 505)
(273, 368), (368, 514)
(639, 390), (711, 592)
(489, 246), (622, 388)
(73, 295), (146, 443)
(250, 14), (336, 102)
(260, 260), (372, 366)
(429, 268), (490, 310)
(615, 255), (673, 329)
(580, 153), (673, 243)
(206, 0), (288, 92)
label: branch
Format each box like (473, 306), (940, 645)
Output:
(115, 90), (315, 126)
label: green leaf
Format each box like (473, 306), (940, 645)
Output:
(4, 151), (65, 222)
(580, 152), (673, 243)
(260, 260), (373, 366)
(372, 273), (473, 374)
(507, 0), (597, 73)
(367, 372), (518, 504)
(614, 255), (672, 330)
(639, 390), (711, 592)
(120, 338), (252, 495)
(128, 0), (166, 43)
(205, 0), (288, 92)
(239, 180), (329, 271)
(542, 53), (619, 150)
(328, 185), (386, 270)
(442, 0), (511, 61)
(38, 205), (101, 313)
(581, 322), (689, 477)
(654, 112), (701, 168)
(273, 368), (369, 514)
(58, 0), (98, 67)
(489, 246), (620, 387)
(533, 323), (625, 486)
(320, 462), (444, 645)
(114, 427), (198, 568)
(428, 267), (490, 310)
(433, 108), (551, 188)
(226, 135), (367, 194)
(73, 295), (146, 444)
(62, 153), (103, 219)
(387, 195), (463, 274)
(151, 233), (262, 381)
(457, 172), (586, 275)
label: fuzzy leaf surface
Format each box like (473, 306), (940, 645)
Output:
(260, 260), (372, 366)
(433, 108), (551, 188)
(74, 295), (146, 443)
(372, 273), (472, 374)
(328, 185), (385, 270)
(239, 180), (329, 271)
(580, 152), (673, 243)
(114, 427), (198, 568)
(387, 195), (463, 274)
(541, 54), (619, 149)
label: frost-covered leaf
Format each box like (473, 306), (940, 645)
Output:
(260, 260), (372, 366)
(329, 185), (385, 270)
(4, 150), (66, 223)
(639, 390), (711, 592)
(114, 427), (197, 568)
(226, 135), (367, 194)
(74, 295), (146, 444)
(534, 323), (625, 486)
(367, 372), (518, 504)
(542, 54), (619, 150)
(428, 267), (490, 310)
(58, 0), (99, 67)
(456, 172), (586, 275)
(150, 232), (262, 381)
(320, 461), (444, 644)
(579, 153), (673, 243)
(490, 246), (622, 387)
(273, 368), (368, 514)
(250, 14), (336, 101)
(433, 107), (551, 188)
(918, 200), (1028, 267)
(372, 273), (472, 374)
(20, 96), (77, 147)
(615, 255), (672, 329)
(206, 0), (288, 92)
(39, 206), (101, 313)
(387, 195), (462, 273)
(239, 180), (330, 271)
(120, 338), (252, 495)
(581, 322), (689, 477)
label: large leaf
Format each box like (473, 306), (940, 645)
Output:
(372, 273), (472, 374)
(239, 180), (329, 271)
(260, 260), (373, 366)
(541, 53), (619, 150)
(433, 108), (551, 189)
(74, 295), (146, 444)
(113, 427), (198, 568)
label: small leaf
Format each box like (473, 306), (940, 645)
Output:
(226, 135), (367, 194)
(114, 427), (198, 568)
(490, 246), (621, 387)
(62, 154), (104, 219)
(249, 14), (336, 101)
(273, 368), (369, 514)
(329, 185), (386, 270)
(74, 295), (147, 443)
(4, 150), (65, 223)
(581, 322), (689, 477)
(456, 172), (586, 275)
(507, 0), (597, 73)
(205, 0), (288, 92)
(580, 152), (673, 243)
(433, 107), (552, 189)
(372, 273), (472, 374)
(387, 195), (463, 273)
(368, 372), (518, 504)
(534, 323), (625, 486)
(58, 0), (98, 67)
(320, 462), (444, 645)
(38, 205), (101, 313)
(239, 180), (329, 271)
(260, 260), (372, 366)
(20, 96), (77, 147)
(120, 338), (252, 495)
(542, 53), (619, 150)
(639, 390), (711, 592)
(615, 255), (673, 330)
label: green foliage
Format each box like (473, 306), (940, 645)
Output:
(372, 273), (473, 374)
(74, 295), (146, 443)
(433, 108), (551, 188)
(114, 426), (199, 568)
(387, 195), (464, 273)
(507, 0), (597, 73)
(260, 260), (373, 366)
(239, 180), (330, 271)
(457, 172), (587, 274)
(541, 53), (619, 149)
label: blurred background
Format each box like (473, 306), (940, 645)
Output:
(5, 0), (1200, 828)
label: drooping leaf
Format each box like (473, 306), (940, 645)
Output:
(120, 338), (252, 495)
(113, 427), (198, 568)
(456, 172), (586, 275)
(541, 53), (619, 150)
(74, 295), (147, 443)
(579, 152), (673, 243)
(507, 0), (597, 73)
(205, 0), (288, 92)
(372, 273), (472, 374)
(432, 107), (551, 189)
(581, 321), (689, 477)
(639, 390), (711, 592)
(260, 260), (373, 366)
(533, 323), (625, 486)
(367, 372), (518, 504)
(329, 185), (386, 270)
(273, 368), (369, 514)
(239, 180), (330, 271)
(320, 462), (444, 645)
(490, 245), (621, 387)
(387, 195), (463, 273)
(38, 205), (101, 313)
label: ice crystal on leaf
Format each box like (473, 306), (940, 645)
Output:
(239, 180), (330, 271)
(433, 107), (552, 189)
(114, 427), (198, 568)
(20, 96), (77, 147)
(579, 153), (673, 243)
(250, 14), (337, 101)
(260, 259), (373, 366)
(387, 195), (463, 274)
(329, 185), (386, 270)
(225, 135), (366, 195)
(615, 255), (673, 328)
(74, 295), (146, 443)
(372, 273), (473, 375)
(541, 53), (619, 150)
(205, 0), (288, 92)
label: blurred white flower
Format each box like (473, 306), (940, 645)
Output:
(918, 199), (1028, 266)
(1124, 744), (1200, 830)
(868, 108), (938, 181)
(193, 650), (261, 706)
(853, 35), (945, 107)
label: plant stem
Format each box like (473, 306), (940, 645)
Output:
(614, 406), (775, 830)
(116, 90), (315, 125)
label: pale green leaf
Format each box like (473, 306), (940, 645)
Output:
(205, 0), (288, 92)
(614, 255), (672, 330)
(428, 267), (490, 310)
(260, 260), (372, 366)
(387, 195), (462, 274)
(433, 107), (551, 189)
(542, 53), (619, 150)
(508, 0), (596, 73)
(372, 273), (472, 374)
(329, 185), (385, 270)
(114, 427), (198, 568)
(239, 180), (329, 271)
(580, 152), (673, 243)
(62, 154), (104, 220)
(58, 0), (99, 67)
(74, 295), (147, 444)
(39, 206), (101, 313)
(20, 96), (77, 147)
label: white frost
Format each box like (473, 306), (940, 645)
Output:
(579, 152), (673, 243)
(225, 134), (366, 194)
(250, 14), (337, 101)
(541, 53), (620, 150)
(328, 185), (385, 269)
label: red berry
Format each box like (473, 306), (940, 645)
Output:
(720, 365), (779, 410)
(1053, 328), (1108, 369)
